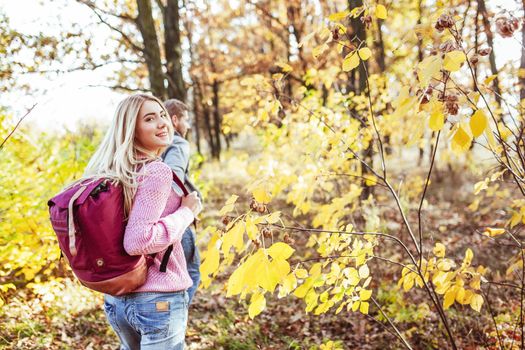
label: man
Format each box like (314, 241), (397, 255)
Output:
(162, 98), (202, 304)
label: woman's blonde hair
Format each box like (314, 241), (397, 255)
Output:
(83, 93), (174, 215)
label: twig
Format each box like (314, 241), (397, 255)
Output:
(0, 104), (37, 151)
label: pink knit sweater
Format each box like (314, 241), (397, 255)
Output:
(123, 161), (194, 293)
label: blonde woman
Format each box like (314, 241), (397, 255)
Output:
(84, 93), (202, 349)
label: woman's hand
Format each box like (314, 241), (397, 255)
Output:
(181, 191), (202, 217)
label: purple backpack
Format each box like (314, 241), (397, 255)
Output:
(48, 171), (189, 296)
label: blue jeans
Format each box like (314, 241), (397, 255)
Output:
(181, 227), (200, 304)
(104, 291), (189, 350)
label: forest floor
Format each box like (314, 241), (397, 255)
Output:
(0, 162), (520, 350)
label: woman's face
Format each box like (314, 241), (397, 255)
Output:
(135, 100), (170, 154)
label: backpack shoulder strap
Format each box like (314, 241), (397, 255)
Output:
(159, 170), (194, 273)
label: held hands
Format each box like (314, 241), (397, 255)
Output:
(181, 191), (202, 218)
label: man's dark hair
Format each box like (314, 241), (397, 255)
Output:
(164, 99), (189, 118)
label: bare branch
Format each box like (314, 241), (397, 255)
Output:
(0, 104), (37, 151)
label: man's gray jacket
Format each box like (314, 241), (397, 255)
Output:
(161, 132), (202, 200)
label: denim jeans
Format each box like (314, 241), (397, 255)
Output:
(104, 291), (189, 350)
(181, 227), (200, 304)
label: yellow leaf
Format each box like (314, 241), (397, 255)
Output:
(342, 52), (360, 72)
(295, 268), (308, 279)
(359, 289), (372, 301)
(343, 267), (359, 286)
(418, 55), (443, 86)
(276, 62), (293, 73)
(429, 99), (445, 131)
(248, 291), (266, 318)
(443, 287), (456, 309)
(200, 246), (220, 277)
(359, 264), (370, 279)
(455, 286), (466, 303)
(352, 300), (360, 312)
(473, 179), (489, 195)
(219, 203), (235, 216)
(278, 273), (297, 297)
(470, 293), (484, 312)
(375, 4), (387, 19)
(221, 222), (245, 254)
(468, 91), (480, 105)
(433, 243), (446, 258)
(252, 186), (272, 204)
(484, 227), (505, 237)
(328, 10), (350, 22)
(270, 259), (290, 281)
(403, 275), (415, 291)
(452, 125), (472, 152)
(268, 242), (295, 260)
(359, 301), (370, 314)
(483, 74), (498, 85)
(463, 248), (473, 267)
(265, 211), (281, 224)
(365, 175), (378, 186)
(225, 194), (239, 205)
(470, 109), (487, 137)
(313, 43), (329, 59)
(358, 47), (372, 61)
(245, 216), (259, 240)
(443, 51), (466, 72)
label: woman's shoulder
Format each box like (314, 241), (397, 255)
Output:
(142, 161), (172, 181)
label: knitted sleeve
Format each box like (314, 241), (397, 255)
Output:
(123, 161), (194, 255)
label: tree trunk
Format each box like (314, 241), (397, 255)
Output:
(212, 79), (222, 159)
(348, 0), (372, 200)
(518, 0), (525, 101)
(417, 0), (424, 166)
(477, 0), (502, 106)
(202, 98), (216, 158)
(164, 0), (186, 101)
(192, 79), (202, 154)
(375, 18), (386, 72)
(136, 0), (166, 99)
(348, 0), (367, 94)
(473, 3), (480, 86)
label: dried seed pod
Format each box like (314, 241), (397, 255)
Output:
(250, 198), (258, 211)
(496, 15), (520, 38)
(332, 27), (340, 41)
(446, 94), (458, 102)
(262, 227), (272, 238)
(470, 54), (479, 65)
(439, 40), (457, 53)
(360, 15), (372, 29)
(478, 47), (492, 56)
(283, 234), (295, 245)
(435, 14), (455, 32)
(252, 239), (261, 248)
(257, 203), (266, 214)
(221, 216), (231, 226)
(445, 101), (459, 115)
